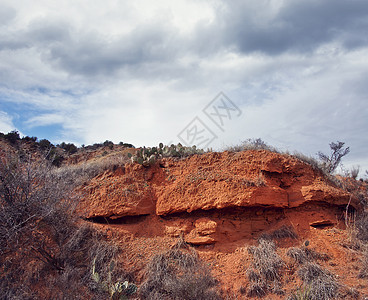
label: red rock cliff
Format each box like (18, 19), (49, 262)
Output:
(79, 150), (354, 246)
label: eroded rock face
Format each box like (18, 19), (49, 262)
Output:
(74, 149), (367, 299)
(79, 165), (156, 218)
(186, 218), (218, 245)
(79, 150), (353, 227)
(154, 151), (352, 215)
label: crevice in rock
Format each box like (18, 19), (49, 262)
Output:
(159, 206), (285, 220)
(310, 220), (334, 229)
(86, 214), (149, 224)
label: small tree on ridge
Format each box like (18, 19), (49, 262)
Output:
(317, 141), (350, 173)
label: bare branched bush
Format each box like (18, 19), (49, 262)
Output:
(139, 241), (221, 300)
(0, 154), (130, 299)
(349, 166), (360, 180)
(317, 141), (350, 174)
(246, 239), (284, 297)
(290, 152), (345, 188)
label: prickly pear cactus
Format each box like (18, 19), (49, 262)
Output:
(91, 257), (137, 299)
(129, 143), (204, 166)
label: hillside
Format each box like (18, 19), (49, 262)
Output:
(79, 149), (367, 299)
(1, 136), (368, 299)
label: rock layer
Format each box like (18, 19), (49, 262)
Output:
(79, 150), (354, 242)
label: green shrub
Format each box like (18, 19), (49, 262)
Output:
(119, 142), (135, 148)
(38, 138), (54, 150)
(59, 142), (78, 154)
(22, 135), (38, 143)
(288, 285), (312, 300)
(103, 140), (114, 150)
(4, 130), (20, 144)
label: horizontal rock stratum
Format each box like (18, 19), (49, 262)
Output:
(79, 150), (353, 219)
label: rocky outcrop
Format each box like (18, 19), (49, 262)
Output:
(79, 166), (156, 218)
(79, 150), (354, 242)
(75, 149), (367, 299)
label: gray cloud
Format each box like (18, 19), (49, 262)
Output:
(0, 4), (16, 26)
(28, 19), (72, 45)
(0, 0), (367, 174)
(1, 0), (368, 82)
(216, 0), (368, 55)
(25, 20), (180, 77)
(0, 17), (182, 79)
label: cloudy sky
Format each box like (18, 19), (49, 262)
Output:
(0, 0), (367, 173)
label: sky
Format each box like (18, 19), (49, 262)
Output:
(0, 0), (367, 174)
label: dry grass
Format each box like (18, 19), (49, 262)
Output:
(291, 152), (322, 171)
(297, 263), (339, 300)
(139, 239), (221, 300)
(287, 247), (330, 265)
(246, 239), (284, 297)
(53, 151), (130, 187)
(246, 280), (267, 298)
(260, 225), (298, 241)
(358, 247), (368, 279)
(224, 138), (279, 153)
(340, 178), (368, 282)
(355, 212), (368, 242)
(224, 140), (342, 186)
(286, 245), (338, 300)
(248, 239), (283, 282)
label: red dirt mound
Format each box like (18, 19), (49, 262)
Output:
(78, 150), (368, 298)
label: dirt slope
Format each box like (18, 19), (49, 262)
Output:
(78, 150), (367, 298)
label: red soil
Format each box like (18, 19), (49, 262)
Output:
(78, 150), (368, 298)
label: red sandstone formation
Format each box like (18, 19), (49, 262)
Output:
(79, 150), (354, 246)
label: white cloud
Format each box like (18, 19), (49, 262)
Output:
(25, 113), (65, 127)
(0, 0), (367, 171)
(0, 111), (16, 133)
